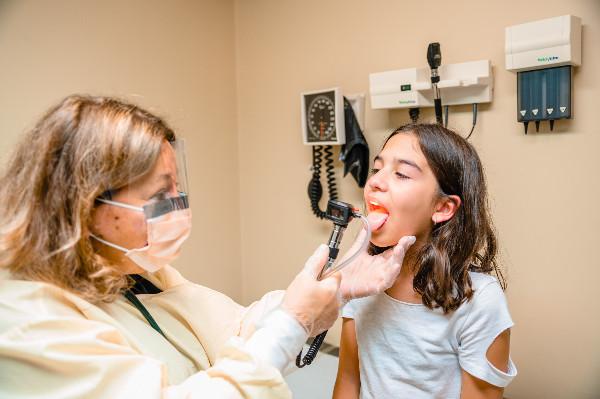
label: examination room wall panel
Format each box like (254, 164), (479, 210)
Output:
(235, 0), (600, 397)
(0, 0), (243, 301)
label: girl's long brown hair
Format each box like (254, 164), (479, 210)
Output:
(0, 95), (175, 303)
(371, 123), (505, 313)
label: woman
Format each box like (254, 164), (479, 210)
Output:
(0, 95), (413, 398)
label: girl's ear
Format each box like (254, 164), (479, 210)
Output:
(432, 195), (461, 224)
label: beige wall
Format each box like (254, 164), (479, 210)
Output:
(0, 0), (242, 301)
(235, 0), (600, 398)
(2, 0), (599, 397)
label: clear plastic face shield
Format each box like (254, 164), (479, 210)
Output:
(98, 139), (190, 215)
(90, 139), (192, 273)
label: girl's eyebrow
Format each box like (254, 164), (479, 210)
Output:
(373, 155), (423, 172)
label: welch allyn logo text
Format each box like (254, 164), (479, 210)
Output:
(537, 56), (559, 62)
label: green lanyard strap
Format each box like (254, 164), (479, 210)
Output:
(123, 289), (167, 339)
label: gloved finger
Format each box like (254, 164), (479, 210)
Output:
(393, 235), (417, 261)
(304, 244), (330, 279)
(380, 262), (402, 289)
(325, 268), (342, 288)
(380, 247), (395, 260)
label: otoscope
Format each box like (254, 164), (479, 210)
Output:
(296, 199), (371, 368)
(427, 42), (444, 125)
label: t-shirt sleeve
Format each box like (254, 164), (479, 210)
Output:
(457, 280), (517, 388)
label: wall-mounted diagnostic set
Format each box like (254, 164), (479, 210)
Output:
(505, 15), (582, 133)
(369, 44), (492, 138)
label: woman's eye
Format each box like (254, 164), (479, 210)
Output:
(395, 172), (409, 179)
(150, 190), (169, 201)
(370, 168), (380, 175)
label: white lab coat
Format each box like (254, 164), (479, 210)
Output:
(0, 266), (292, 398)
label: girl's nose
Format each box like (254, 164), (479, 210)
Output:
(367, 169), (388, 192)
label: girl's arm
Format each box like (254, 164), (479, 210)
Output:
(460, 328), (511, 399)
(332, 317), (361, 399)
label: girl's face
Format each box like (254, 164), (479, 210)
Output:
(364, 133), (447, 248)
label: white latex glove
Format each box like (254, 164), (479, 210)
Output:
(339, 213), (416, 302)
(281, 244), (342, 337)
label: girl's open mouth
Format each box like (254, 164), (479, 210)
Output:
(367, 200), (389, 231)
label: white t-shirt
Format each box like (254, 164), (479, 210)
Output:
(342, 272), (517, 399)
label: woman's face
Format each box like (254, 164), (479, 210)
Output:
(364, 133), (442, 248)
(91, 141), (179, 274)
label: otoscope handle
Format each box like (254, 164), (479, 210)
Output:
(317, 224), (346, 280)
(434, 98), (443, 125)
(427, 42), (443, 125)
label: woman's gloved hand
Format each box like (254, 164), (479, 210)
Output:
(281, 244), (341, 337)
(339, 213), (416, 302)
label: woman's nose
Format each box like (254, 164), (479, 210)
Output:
(168, 183), (179, 197)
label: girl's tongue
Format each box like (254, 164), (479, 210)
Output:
(367, 212), (388, 232)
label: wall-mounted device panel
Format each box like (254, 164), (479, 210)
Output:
(369, 60), (493, 110)
(517, 66), (571, 131)
(506, 15), (581, 133)
(506, 15), (581, 72)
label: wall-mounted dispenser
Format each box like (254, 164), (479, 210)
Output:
(505, 15), (582, 133)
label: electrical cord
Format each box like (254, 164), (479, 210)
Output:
(444, 105), (449, 127)
(303, 145), (337, 365)
(296, 331), (327, 368)
(308, 145), (338, 219)
(465, 103), (478, 140)
(323, 146), (337, 200)
(408, 107), (420, 123)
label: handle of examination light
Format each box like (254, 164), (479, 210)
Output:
(427, 42), (443, 125)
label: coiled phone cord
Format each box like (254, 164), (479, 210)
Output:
(308, 145), (337, 219)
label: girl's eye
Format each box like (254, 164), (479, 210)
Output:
(370, 168), (380, 175)
(395, 172), (409, 179)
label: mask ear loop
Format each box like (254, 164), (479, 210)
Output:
(90, 198), (147, 252)
(89, 233), (133, 253)
(95, 197), (144, 212)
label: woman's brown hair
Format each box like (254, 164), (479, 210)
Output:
(370, 123), (505, 313)
(0, 95), (175, 303)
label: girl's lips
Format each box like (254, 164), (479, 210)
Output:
(367, 212), (388, 232)
(367, 199), (389, 215)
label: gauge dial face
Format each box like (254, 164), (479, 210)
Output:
(306, 92), (337, 142)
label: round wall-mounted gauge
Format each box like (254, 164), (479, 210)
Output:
(307, 95), (336, 141)
(301, 88), (345, 146)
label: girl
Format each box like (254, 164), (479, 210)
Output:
(333, 123), (517, 398)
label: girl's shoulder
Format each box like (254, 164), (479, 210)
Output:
(468, 271), (501, 291)
(461, 271), (511, 320)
